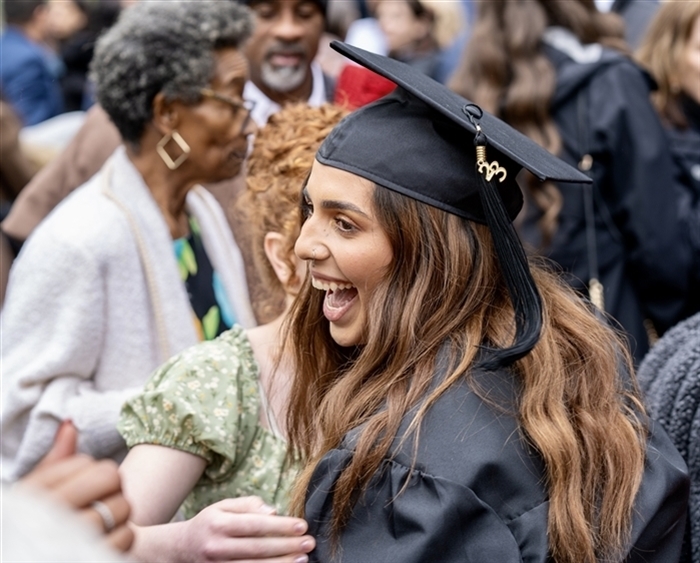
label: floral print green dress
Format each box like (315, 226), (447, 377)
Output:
(118, 326), (296, 518)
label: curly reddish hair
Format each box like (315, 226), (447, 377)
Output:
(235, 103), (348, 322)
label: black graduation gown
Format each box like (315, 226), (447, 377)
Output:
(518, 46), (697, 364)
(304, 366), (689, 563)
(666, 95), (700, 317)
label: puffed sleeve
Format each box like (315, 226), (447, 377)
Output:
(118, 328), (260, 481)
(305, 453), (533, 563)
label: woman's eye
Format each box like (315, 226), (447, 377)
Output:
(301, 198), (313, 219)
(334, 217), (356, 233)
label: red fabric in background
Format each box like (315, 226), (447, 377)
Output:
(334, 64), (396, 110)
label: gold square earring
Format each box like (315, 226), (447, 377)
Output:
(156, 130), (191, 170)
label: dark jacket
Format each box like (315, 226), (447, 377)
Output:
(305, 357), (689, 562)
(519, 39), (697, 363)
(668, 95), (700, 316)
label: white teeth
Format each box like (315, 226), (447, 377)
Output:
(311, 278), (355, 292)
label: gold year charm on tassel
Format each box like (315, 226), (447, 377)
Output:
(475, 126), (507, 183)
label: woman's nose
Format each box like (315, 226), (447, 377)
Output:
(294, 222), (314, 261)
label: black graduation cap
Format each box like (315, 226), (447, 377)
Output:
(318, 41), (592, 369)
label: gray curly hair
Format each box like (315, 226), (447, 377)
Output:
(90, 1), (253, 144)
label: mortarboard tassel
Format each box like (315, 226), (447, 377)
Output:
(474, 128), (543, 370)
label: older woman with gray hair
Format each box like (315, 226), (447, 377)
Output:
(1, 1), (259, 482)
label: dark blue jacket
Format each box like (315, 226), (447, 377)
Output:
(0, 27), (64, 125)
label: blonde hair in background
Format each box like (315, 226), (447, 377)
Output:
(636, 0), (700, 128)
(423, 0), (466, 49)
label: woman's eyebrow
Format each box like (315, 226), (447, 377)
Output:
(303, 188), (370, 218)
(321, 199), (369, 217)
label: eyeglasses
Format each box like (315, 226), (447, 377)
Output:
(199, 88), (256, 134)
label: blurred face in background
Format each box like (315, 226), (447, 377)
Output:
(376, 0), (432, 53)
(245, 0), (324, 101)
(47, 0), (87, 41)
(679, 14), (700, 104)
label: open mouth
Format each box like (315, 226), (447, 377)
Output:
(312, 278), (358, 322)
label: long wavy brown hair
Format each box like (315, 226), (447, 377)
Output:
(449, 0), (626, 244)
(285, 184), (648, 563)
(234, 103), (348, 322)
(636, 1), (700, 129)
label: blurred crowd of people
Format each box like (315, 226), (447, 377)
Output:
(1, 0), (699, 562)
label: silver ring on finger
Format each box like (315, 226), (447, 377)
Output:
(91, 500), (116, 532)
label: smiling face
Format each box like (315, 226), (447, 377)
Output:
(295, 161), (393, 347)
(177, 47), (254, 183)
(244, 0), (324, 103)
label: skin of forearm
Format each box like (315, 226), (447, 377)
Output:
(128, 521), (193, 563)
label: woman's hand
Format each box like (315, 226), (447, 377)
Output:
(130, 496), (316, 563)
(18, 420), (134, 552)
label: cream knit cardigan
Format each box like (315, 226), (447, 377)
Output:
(1, 147), (256, 480)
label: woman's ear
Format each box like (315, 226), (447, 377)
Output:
(264, 232), (293, 288)
(152, 92), (180, 134)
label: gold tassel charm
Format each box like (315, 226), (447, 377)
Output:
(588, 277), (604, 311)
(475, 126), (507, 183)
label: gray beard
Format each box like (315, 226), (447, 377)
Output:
(260, 61), (308, 94)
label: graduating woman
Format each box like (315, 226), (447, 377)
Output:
(284, 43), (690, 563)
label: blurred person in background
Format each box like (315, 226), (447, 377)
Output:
(0, 96), (39, 306)
(1, 1), (257, 482)
(48, 0), (122, 112)
(0, 95), (39, 218)
(0, 0), (333, 283)
(450, 0), (698, 364)
(375, 0), (441, 80)
(344, 0), (388, 56)
(0, 0), (64, 126)
(243, 0), (333, 126)
(636, 10), (700, 560)
(595, 0), (659, 49)
(637, 0), (700, 316)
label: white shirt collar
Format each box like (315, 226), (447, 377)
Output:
(594, 0), (615, 12)
(542, 26), (603, 64)
(244, 62), (327, 126)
